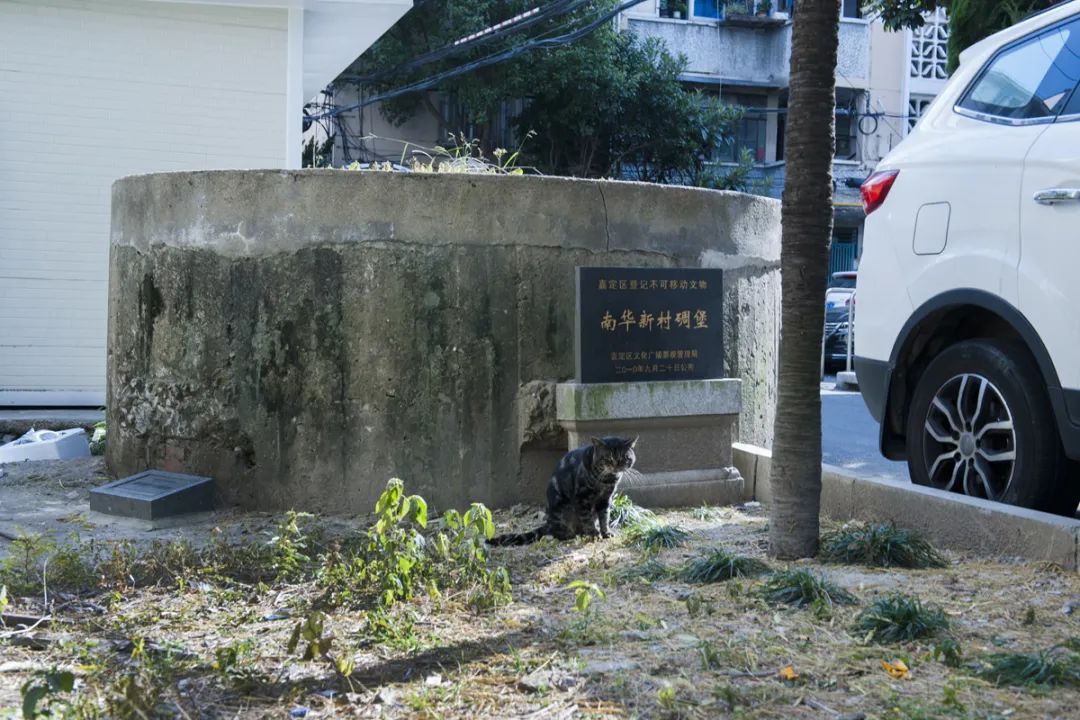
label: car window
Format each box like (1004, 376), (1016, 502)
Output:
(1062, 79), (1080, 117)
(958, 17), (1080, 121)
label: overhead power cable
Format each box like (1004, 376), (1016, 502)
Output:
(340, 0), (590, 86)
(309, 0), (649, 121)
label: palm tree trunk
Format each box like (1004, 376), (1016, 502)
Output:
(768, 0), (840, 559)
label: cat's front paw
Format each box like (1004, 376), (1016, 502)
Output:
(600, 531), (612, 539)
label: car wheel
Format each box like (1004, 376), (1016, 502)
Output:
(905, 339), (1068, 513)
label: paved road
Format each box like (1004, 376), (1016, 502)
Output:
(821, 378), (908, 481)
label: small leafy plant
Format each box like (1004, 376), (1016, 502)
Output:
(761, 568), (856, 616)
(266, 510), (315, 582)
(853, 593), (950, 643)
(20, 669), (77, 719)
(680, 548), (770, 584)
(89, 420), (106, 456)
(820, 522), (947, 569)
(560, 580), (608, 645)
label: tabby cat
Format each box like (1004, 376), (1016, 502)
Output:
(488, 436), (637, 546)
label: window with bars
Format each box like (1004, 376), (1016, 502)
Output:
(719, 93), (768, 163)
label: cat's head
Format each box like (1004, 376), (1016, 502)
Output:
(590, 436), (637, 482)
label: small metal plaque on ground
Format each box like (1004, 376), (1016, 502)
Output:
(575, 266), (724, 383)
(90, 470), (214, 520)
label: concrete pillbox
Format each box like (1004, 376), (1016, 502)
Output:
(556, 379), (743, 507)
(90, 470), (214, 520)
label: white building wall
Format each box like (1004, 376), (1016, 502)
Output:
(0, 0), (288, 405)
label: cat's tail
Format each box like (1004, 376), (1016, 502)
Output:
(487, 524), (549, 546)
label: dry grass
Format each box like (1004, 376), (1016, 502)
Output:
(2, 503), (1080, 719)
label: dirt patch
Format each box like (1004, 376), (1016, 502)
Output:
(1, 475), (1079, 718)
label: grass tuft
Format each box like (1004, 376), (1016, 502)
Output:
(680, 548), (771, 584)
(976, 647), (1080, 687)
(622, 521), (691, 552)
(820, 522), (947, 569)
(853, 593), (950, 642)
(761, 568), (856, 611)
(617, 559), (674, 582)
(608, 493), (654, 529)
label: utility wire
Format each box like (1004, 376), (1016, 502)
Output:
(308, 0), (650, 121)
(340, 0), (590, 85)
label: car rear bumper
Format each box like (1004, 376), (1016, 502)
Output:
(854, 356), (890, 423)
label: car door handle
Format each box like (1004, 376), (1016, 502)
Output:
(1033, 188), (1080, 205)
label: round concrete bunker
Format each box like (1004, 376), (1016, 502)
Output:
(107, 170), (780, 513)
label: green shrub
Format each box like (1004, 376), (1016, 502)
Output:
(976, 647), (1080, 687)
(608, 492), (654, 529)
(853, 593), (950, 642)
(761, 568), (856, 614)
(820, 522), (947, 569)
(623, 521), (691, 553)
(680, 548), (770, 584)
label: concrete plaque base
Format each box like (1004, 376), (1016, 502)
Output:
(556, 379), (742, 507)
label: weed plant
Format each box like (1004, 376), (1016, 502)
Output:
(975, 646), (1080, 687)
(623, 521), (691, 553)
(820, 522), (947, 569)
(680, 548), (770, 584)
(853, 593), (950, 642)
(761, 568), (856, 614)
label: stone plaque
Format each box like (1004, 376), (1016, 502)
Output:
(90, 470), (214, 520)
(575, 266), (723, 383)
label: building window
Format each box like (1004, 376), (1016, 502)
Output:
(907, 95), (934, 131)
(661, 0), (690, 19)
(692, 0), (719, 19)
(910, 7), (949, 81)
(842, 0), (861, 19)
(835, 89), (861, 160)
(720, 93), (767, 163)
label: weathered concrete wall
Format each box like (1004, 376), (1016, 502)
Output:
(108, 171), (779, 513)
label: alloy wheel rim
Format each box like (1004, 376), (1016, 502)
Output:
(922, 373), (1016, 500)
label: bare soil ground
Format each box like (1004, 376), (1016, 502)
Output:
(2, 463), (1080, 719)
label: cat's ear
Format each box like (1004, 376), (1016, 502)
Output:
(627, 436), (638, 449)
(590, 437), (605, 450)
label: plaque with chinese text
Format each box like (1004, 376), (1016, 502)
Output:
(575, 267), (723, 383)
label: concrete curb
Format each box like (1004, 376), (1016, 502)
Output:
(0, 410), (104, 437)
(619, 468), (744, 508)
(733, 442), (1080, 569)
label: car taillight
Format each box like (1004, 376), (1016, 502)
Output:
(860, 169), (899, 215)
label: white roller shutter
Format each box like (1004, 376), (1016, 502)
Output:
(0, 0), (288, 405)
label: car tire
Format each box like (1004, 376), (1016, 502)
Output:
(905, 339), (1071, 514)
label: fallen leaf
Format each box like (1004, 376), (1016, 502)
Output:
(881, 659), (909, 679)
(779, 665), (799, 680)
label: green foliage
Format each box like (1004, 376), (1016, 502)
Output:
(0, 584), (7, 618)
(853, 593), (950, 643)
(617, 559), (673, 583)
(868, 0), (1055, 74)
(819, 522), (947, 569)
(761, 568), (857, 615)
(211, 639), (263, 691)
(0, 531), (55, 596)
(317, 479), (510, 613)
(559, 580), (608, 645)
(89, 421), (106, 457)
(623, 521), (691, 553)
(975, 645), (1080, 687)
(934, 638), (964, 668)
(359, 0), (749, 185)
(20, 670), (76, 719)
(566, 580), (606, 614)
(680, 548), (771, 584)
(266, 511), (315, 582)
(287, 610), (334, 661)
(608, 492), (654, 529)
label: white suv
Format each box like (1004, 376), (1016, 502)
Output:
(855, 1), (1080, 514)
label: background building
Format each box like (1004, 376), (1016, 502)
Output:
(0, 0), (410, 406)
